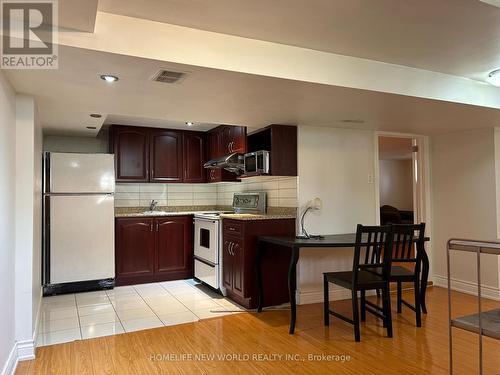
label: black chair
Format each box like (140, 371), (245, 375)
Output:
(364, 222), (426, 327)
(323, 224), (394, 342)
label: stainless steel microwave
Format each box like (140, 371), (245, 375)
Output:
(244, 150), (270, 176)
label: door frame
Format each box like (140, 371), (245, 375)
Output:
(373, 131), (432, 278)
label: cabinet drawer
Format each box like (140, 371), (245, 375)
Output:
(223, 220), (243, 236)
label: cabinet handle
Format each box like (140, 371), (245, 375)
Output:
(150, 223), (153, 232)
(229, 242), (234, 256)
(156, 222), (159, 231)
(229, 227), (236, 231)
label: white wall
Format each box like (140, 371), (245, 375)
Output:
(432, 128), (500, 298)
(379, 159), (413, 211)
(297, 126), (377, 303)
(14, 95), (43, 361)
(43, 133), (108, 153)
(0, 71), (18, 375)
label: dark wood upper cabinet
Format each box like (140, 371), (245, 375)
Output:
(206, 125), (246, 183)
(220, 125), (247, 154)
(115, 218), (155, 285)
(230, 126), (246, 153)
(183, 131), (206, 183)
(246, 124), (297, 176)
(110, 126), (149, 182)
(150, 130), (183, 182)
(110, 124), (247, 183)
(156, 216), (193, 280)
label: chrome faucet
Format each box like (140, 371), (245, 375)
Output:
(149, 200), (158, 211)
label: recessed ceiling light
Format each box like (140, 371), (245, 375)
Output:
(90, 113), (102, 118)
(185, 122), (194, 127)
(100, 74), (119, 83)
(86, 126), (97, 130)
(486, 69), (500, 87)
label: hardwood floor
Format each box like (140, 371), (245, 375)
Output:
(16, 287), (500, 374)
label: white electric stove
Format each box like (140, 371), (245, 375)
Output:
(193, 192), (267, 293)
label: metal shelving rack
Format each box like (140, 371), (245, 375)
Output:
(447, 239), (500, 375)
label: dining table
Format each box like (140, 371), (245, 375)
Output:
(256, 233), (430, 334)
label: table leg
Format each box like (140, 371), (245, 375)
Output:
(420, 250), (429, 314)
(256, 240), (264, 313)
(288, 246), (299, 334)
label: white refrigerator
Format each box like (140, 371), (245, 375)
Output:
(43, 152), (116, 294)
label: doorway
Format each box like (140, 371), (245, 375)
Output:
(375, 134), (427, 226)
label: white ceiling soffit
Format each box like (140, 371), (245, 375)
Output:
(59, 0), (98, 32)
(4, 46), (500, 136)
(98, 0), (500, 81)
(55, 11), (500, 111)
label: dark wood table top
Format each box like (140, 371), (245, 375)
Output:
(258, 233), (430, 248)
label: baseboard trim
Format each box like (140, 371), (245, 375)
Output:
(16, 340), (35, 361)
(1, 343), (18, 375)
(434, 275), (500, 301)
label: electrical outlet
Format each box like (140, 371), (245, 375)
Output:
(367, 174), (374, 184)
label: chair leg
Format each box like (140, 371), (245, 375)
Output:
(397, 281), (402, 313)
(351, 289), (361, 342)
(382, 286), (393, 338)
(323, 275), (329, 326)
(414, 278), (422, 327)
(360, 290), (366, 322)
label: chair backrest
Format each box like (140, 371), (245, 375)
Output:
(391, 223), (426, 264)
(352, 224), (394, 283)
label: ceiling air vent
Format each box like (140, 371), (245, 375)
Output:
(151, 69), (188, 84)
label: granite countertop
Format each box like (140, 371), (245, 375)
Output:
(116, 210), (204, 218)
(219, 213), (296, 221)
(115, 206), (296, 220)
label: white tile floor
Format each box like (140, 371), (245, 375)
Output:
(38, 279), (245, 347)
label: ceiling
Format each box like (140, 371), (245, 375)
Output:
(378, 137), (413, 160)
(98, 0), (500, 82)
(5, 45), (500, 136)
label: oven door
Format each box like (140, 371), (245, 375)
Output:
(194, 218), (219, 264)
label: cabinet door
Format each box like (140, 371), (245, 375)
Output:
(222, 239), (233, 290)
(150, 130), (183, 182)
(183, 132), (206, 183)
(230, 126), (247, 153)
(111, 126), (149, 182)
(115, 218), (155, 285)
(221, 126), (233, 154)
(207, 131), (222, 183)
(155, 216), (193, 281)
(231, 238), (245, 297)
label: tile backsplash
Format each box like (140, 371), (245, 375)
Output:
(115, 183), (218, 207)
(115, 176), (298, 208)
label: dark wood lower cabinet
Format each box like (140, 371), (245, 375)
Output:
(115, 216), (193, 286)
(156, 216), (193, 281)
(222, 218), (295, 309)
(115, 218), (155, 286)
